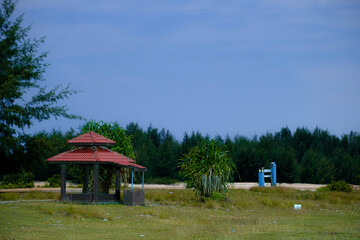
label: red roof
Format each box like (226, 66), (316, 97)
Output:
(47, 146), (146, 171)
(67, 131), (116, 146)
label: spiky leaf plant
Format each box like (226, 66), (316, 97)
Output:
(179, 140), (236, 199)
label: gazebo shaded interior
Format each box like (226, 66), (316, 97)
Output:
(47, 131), (147, 204)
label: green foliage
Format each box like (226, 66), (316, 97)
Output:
(301, 149), (335, 184)
(81, 120), (136, 193)
(179, 140), (236, 199)
(0, 172), (34, 188)
(1, 129), (76, 180)
(0, 0), (79, 175)
(209, 191), (227, 201)
(318, 180), (354, 193)
(25, 129), (77, 180)
(126, 124), (360, 186)
(126, 122), (181, 180)
(0, 0), (79, 137)
(181, 131), (209, 154)
(227, 127), (360, 185)
(47, 174), (61, 187)
(2, 113), (360, 186)
(82, 120), (135, 159)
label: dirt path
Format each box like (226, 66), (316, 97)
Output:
(1, 182), (351, 193)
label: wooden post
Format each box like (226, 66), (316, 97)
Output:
(83, 165), (89, 193)
(60, 164), (67, 201)
(93, 164), (99, 202)
(115, 168), (121, 202)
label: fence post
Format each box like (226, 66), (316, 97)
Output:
(60, 164), (67, 201)
(271, 162), (277, 187)
(258, 169), (265, 187)
(115, 167), (121, 202)
(83, 165), (89, 193)
(131, 169), (134, 191)
(93, 164), (99, 202)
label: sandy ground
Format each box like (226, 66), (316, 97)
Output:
(2, 182), (357, 193)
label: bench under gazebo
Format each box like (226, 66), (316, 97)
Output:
(47, 131), (147, 205)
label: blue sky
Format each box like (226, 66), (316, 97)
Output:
(16, 0), (360, 140)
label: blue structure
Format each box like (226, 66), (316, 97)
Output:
(271, 162), (277, 186)
(258, 162), (277, 187)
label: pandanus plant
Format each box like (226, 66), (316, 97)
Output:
(179, 140), (236, 199)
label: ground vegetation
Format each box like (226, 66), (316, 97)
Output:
(1, 188), (359, 239)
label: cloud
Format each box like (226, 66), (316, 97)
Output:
(19, 0), (360, 53)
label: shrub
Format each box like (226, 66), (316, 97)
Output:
(0, 172), (34, 189)
(47, 174), (61, 187)
(179, 140), (236, 199)
(318, 180), (353, 193)
(209, 191), (227, 201)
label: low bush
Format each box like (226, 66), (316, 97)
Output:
(318, 180), (354, 193)
(0, 172), (34, 189)
(210, 191), (227, 201)
(47, 174), (61, 187)
(199, 191), (228, 202)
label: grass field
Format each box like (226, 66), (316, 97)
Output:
(1, 188), (359, 239)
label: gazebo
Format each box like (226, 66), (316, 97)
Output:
(47, 131), (147, 205)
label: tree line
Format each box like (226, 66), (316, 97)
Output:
(1, 123), (359, 185)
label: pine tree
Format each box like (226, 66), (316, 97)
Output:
(0, 0), (79, 174)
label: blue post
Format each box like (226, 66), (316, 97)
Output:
(271, 162), (277, 187)
(258, 169), (265, 187)
(131, 169), (134, 191)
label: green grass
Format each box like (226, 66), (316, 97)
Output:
(0, 188), (359, 239)
(0, 191), (60, 201)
